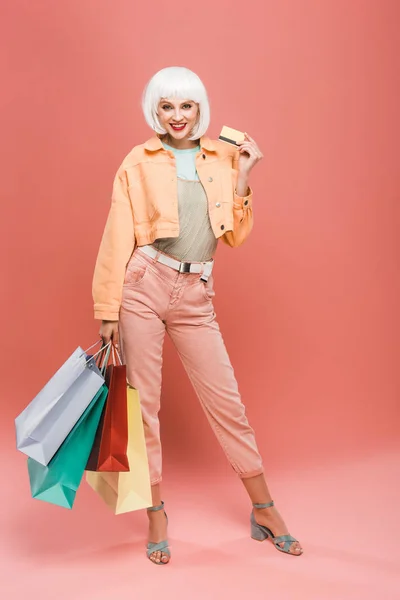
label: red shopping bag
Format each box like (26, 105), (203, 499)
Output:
(86, 346), (129, 472)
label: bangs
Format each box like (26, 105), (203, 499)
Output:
(157, 81), (203, 105)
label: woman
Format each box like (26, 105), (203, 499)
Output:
(93, 66), (303, 564)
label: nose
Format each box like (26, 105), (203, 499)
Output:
(173, 110), (183, 121)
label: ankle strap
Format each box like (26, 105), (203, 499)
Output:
(147, 500), (165, 512)
(253, 500), (274, 509)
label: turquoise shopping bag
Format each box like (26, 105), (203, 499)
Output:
(27, 384), (108, 509)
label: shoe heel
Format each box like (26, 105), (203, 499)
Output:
(251, 521), (269, 542)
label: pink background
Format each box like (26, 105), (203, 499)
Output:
(1, 1), (399, 598)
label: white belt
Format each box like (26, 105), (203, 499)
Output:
(139, 245), (214, 282)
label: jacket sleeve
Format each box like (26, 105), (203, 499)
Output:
(221, 149), (254, 248)
(92, 168), (135, 321)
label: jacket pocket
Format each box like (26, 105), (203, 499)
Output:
(128, 180), (159, 225)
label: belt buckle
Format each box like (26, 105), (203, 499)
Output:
(179, 261), (191, 274)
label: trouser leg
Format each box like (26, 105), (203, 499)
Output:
(119, 253), (167, 485)
(166, 278), (264, 479)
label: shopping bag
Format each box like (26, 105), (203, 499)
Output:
(27, 384), (108, 509)
(86, 385), (152, 513)
(86, 346), (129, 472)
(15, 341), (111, 465)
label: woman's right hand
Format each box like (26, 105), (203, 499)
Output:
(99, 320), (119, 347)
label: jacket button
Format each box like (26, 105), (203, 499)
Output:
(202, 154), (206, 159)
(244, 200), (249, 206)
(216, 202), (221, 207)
(208, 177), (213, 182)
(220, 224), (225, 230)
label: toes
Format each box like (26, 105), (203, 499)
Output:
(291, 542), (303, 555)
(149, 551), (169, 564)
(149, 551), (160, 563)
(277, 541), (303, 554)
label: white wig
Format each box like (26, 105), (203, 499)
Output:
(142, 66), (210, 140)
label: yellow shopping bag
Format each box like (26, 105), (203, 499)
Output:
(86, 385), (152, 513)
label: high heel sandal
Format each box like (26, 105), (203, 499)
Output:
(250, 501), (302, 556)
(147, 501), (170, 565)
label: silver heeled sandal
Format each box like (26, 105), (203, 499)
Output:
(146, 501), (170, 565)
(250, 500), (302, 556)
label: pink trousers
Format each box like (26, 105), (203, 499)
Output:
(119, 247), (264, 485)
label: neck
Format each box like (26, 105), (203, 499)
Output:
(161, 133), (199, 150)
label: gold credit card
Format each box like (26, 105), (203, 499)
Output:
(218, 126), (245, 146)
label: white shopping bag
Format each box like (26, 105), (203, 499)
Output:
(15, 341), (111, 465)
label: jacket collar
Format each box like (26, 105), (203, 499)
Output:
(144, 134), (216, 152)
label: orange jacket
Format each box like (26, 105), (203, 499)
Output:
(92, 135), (254, 321)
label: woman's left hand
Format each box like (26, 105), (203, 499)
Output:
(237, 133), (264, 175)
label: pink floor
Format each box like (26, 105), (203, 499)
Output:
(2, 439), (399, 600)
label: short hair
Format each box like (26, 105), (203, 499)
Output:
(142, 66), (210, 140)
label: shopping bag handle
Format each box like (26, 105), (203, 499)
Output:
(94, 342), (113, 376)
(85, 341), (111, 361)
(85, 339), (123, 369)
(99, 342), (123, 368)
(111, 343), (123, 366)
(84, 339), (104, 355)
(85, 340), (112, 374)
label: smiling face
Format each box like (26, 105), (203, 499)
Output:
(156, 97), (200, 147)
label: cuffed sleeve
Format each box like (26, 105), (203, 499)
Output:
(92, 169), (135, 321)
(221, 151), (254, 248)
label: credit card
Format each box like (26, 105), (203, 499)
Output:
(218, 125), (245, 146)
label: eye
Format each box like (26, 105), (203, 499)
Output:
(161, 103), (191, 110)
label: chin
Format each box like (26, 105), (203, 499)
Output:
(170, 129), (189, 137)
